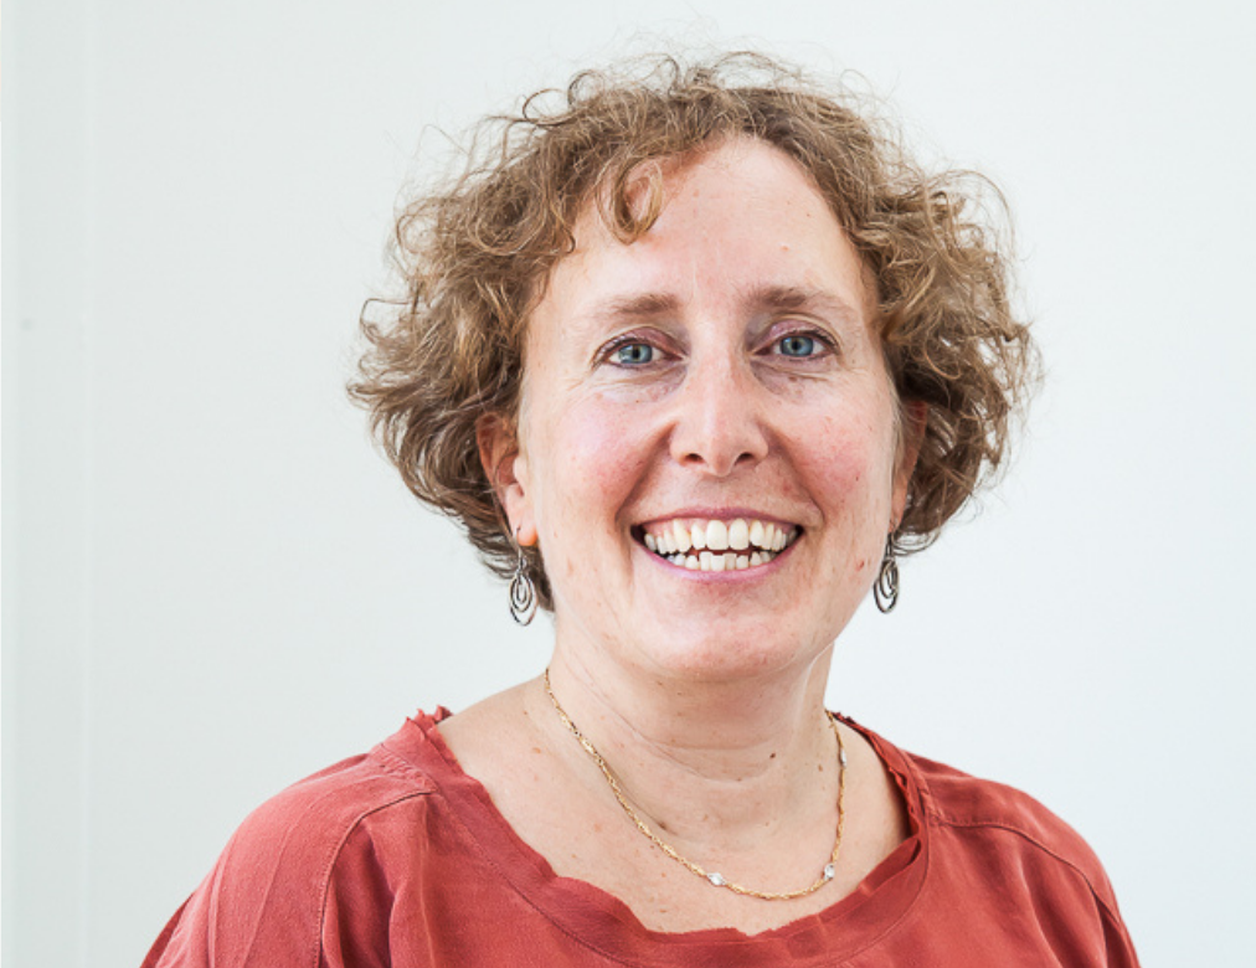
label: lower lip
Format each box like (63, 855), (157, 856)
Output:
(640, 539), (798, 579)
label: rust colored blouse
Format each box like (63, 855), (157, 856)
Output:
(142, 710), (1140, 967)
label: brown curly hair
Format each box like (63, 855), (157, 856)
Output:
(350, 52), (1036, 611)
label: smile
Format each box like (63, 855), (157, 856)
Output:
(638, 518), (800, 572)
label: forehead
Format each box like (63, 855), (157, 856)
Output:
(536, 138), (874, 326)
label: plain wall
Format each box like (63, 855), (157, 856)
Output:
(5, 1), (1254, 965)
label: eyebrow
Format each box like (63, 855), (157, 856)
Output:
(581, 283), (864, 327)
(586, 292), (681, 321)
(743, 284), (864, 325)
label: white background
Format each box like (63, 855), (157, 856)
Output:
(4, 2), (1253, 966)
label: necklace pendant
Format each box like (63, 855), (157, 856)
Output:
(823, 862), (836, 881)
(706, 872), (727, 887)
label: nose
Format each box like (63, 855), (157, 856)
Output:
(668, 356), (770, 477)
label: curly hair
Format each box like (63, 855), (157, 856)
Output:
(350, 52), (1036, 611)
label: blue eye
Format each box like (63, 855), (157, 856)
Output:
(778, 334), (818, 357)
(614, 343), (655, 365)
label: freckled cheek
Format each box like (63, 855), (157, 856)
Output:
(788, 416), (897, 518)
(545, 406), (649, 530)
(795, 429), (878, 489)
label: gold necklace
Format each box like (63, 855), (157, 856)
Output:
(542, 668), (847, 901)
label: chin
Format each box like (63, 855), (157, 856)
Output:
(631, 617), (832, 685)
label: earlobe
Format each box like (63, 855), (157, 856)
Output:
(476, 414), (538, 546)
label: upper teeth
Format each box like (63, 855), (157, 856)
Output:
(642, 517), (797, 567)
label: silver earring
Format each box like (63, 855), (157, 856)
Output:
(508, 542), (538, 626)
(873, 536), (899, 614)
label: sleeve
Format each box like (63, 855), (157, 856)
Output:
(912, 753), (1142, 968)
(140, 759), (434, 968)
(1074, 848), (1140, 968)
(1100, 901), (1140, 968)
(1021, 803), (1141, 968)
(140, 821), (328, 968)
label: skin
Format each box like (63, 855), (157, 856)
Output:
(444, 137), (923, 934)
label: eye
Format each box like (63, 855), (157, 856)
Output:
(772, 330), (836, 359)
(777, 334), (818, 357)
(614, 342), (656, 366)
(594, 330), (677, 374)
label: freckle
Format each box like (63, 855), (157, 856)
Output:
(769, 751), (777, 759)
(531, 746), (543, 754)
(658, 820), (670, 832)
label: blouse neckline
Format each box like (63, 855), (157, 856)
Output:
(385, 707), (931, 967)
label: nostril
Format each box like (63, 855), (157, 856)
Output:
(678, 448), (762, 476)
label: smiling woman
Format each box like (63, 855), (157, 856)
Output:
(141, 53), (1139, 966)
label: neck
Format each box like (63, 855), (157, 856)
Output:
(539, 632), (839, 849)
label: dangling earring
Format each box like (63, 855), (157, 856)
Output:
(873, 535), (899, 614)
(508, 534), (538, 626)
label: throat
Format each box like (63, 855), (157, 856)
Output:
(541, 667), (846, 903)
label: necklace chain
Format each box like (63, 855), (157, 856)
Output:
(542, 668), (847, 901)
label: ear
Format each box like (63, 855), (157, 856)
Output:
(891, 400), (928, 530)
(476, 413), (538, 547)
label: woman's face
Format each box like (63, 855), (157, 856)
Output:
(486, 138), (919, 682)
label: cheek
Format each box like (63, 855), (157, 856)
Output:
(540, 400), (650, 532)
(792, 406), (899, 523)
(535, 402), (653, 599)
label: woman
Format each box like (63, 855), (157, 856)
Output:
(143, 53), (1139, 965)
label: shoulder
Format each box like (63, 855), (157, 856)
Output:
(847, 717), (1124, 908)
(143, 714), (448, 968)
(846, 720), (1140, 965)
(909, 751), (1100, 862)
(226, 726), (439, 861)
(904, 747), (1121, 910)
